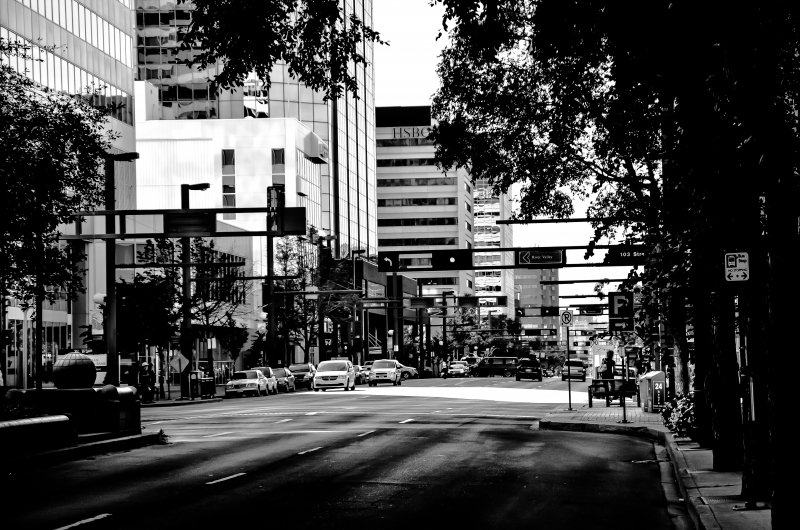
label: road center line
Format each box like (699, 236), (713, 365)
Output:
(399, 419), (414, 424)
(206, 473), (246, 485)
(275, 419), (292, 423)
(202, 432), (234, 438)
(54, 513), (112, 530)
(305, 412), (318, 416)
(298, 447), (323, 455)
(357, 430), (376, 437)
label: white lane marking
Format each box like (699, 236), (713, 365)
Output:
(357, 430), (376, 437)
(305, 412), (318, 416)
(275, 419), (292, 423)
(206, 473), (246, 485)
(53, 513), (112, 530)
(202, 431), (234, 438)
(399, 419), (414, 424)
(298, 447), (323, 455)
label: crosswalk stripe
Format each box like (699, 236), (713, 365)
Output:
(206, 473), (246, 485)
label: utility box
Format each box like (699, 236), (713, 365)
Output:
(640, 371), (666, 412)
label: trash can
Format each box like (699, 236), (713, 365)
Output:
(189, 371), (201, 399)
(640, 371), (666, 412)
(199, 377), (215, 399)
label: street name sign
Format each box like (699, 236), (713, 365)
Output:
(516, 249), (565, 268)
(724, 252), (749, 282)
(560, 310), (574, 327)
(604, 245), (648, 266)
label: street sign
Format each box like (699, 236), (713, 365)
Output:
(377, 251), (400, 272)
(560, 310), (574, 327)
(608, 291), (634, 331)
(169, 353), (189, 372)
(164, 212), (215, 236)
(724, 252), (749, 282)
(516, 249), (565, 268)
(604, 245), (648, 266)
(431, 249), (473, 271)
(325, 339), (332, 346)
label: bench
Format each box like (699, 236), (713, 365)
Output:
(588, 379), (640, 408)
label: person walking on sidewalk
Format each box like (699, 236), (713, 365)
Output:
(601, 352), (615, 405)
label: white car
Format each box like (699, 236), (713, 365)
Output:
(444, 361), (469, 378)
(368, 359), (402, 386)
(313, 360), (356, 392)
(225, 370), (269, 397)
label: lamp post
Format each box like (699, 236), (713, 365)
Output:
(316, 234), (336, 362)
(179, 183), (210, 399)
(351, 249), (366, 362)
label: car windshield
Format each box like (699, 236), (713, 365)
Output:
(273, 369), (286, 377)
(289, 365), (309, 372)
(373, 361), (395, 369)
(233, 371), (257, 379)
(317, 361), (348, 372)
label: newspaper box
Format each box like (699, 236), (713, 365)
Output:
(639, 371), (666, 412)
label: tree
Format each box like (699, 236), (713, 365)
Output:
(432, 2), (798, 524)
(216, 318), (250, 370)
(179, 0), (386, 99)
(1, 38), (116, 390)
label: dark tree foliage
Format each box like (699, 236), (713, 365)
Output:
(180, 0), (386, 99)
(433, 2), (799, 524)
(1, 38), (115, 305)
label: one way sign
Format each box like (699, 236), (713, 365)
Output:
(724, 252), (749, 282)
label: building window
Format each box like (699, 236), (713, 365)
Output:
(465, 182), (471, 194)
(378, 237), (458, 247)
(467, 279), (473, 289)
(272, 148), (285, 185)
(465, 201), (472, 213)
(222, 149), (236, 220)
(377, 198), (457, 207)
(378, 218), (457, 227)
(376, 158), (437, 167)
(421, 277), (460, 285)
(465, 221), (472, 232)
(466, 241), (472, 249)
(377, 177), (455, 186)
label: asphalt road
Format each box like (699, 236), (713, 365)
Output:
(5, 377), (677, 530)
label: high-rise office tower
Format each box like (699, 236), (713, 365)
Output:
(473, 179), (515, 318)
(375, 106), (475, 296)
(1, 0), (138, 387)
(133, 0), (376, 259)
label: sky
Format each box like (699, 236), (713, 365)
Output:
(372, 0), (636, 302)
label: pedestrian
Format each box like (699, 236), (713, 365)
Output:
(140, 363), (154, 403)
(601, 352), (615, 405)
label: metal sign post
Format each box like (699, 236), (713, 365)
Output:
(561, 310), (574, 411)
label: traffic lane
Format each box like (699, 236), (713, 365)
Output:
(5, 413), (533, 529)
(43, 425), (674, 530)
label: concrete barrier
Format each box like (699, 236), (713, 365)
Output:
(0, 414), (77, 452)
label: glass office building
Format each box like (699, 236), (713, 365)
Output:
(134, 0), (376, 258)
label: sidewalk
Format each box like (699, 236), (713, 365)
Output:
(140, 383), (224, 407)
(539, 400), (771, 530)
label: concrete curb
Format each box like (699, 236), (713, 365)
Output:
(6, 431), (163, 471)
(538, 418), (669, 441)
(141, 398), (222, 408)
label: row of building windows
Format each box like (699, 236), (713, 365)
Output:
(379, 237), (458, 247)
(420, 277), (459, 285)
(378, 218), (457, 227)
(399, 258), (431, 267)
(15, 0), (134, 67)
(376, 138), (434, 147)
(1, 28), (134, 125)
(377, 177), (456, 187)
(376, 158), (436, 167)
(474, 225), (501, 234)
(377, 198), (456, 207)
(476, 271), (502, 277)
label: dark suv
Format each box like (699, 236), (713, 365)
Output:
(516, 358), (543, 381)
(288, 363), (316, 389)
(472, 357), (520, 377)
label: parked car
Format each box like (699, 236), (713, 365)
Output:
(472, 357), (520, 378)
(313, 360), (356, 391)
(288, 363), (316, 389)
(516, 358), (543, 381)
(543, 368), (555, 378)
(353, 365), (368, 385)
(368, 359), (402, 386)
(272, 367), (297, 392)
(252, 366), (279, 394)
(460, 356), (480, 376)
(562, 359), (587, 382)
(225, 370), (269, 398)
(444, 361), (469, 378)
(397, 363), (418, 380)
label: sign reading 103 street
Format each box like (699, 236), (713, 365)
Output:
(724, 252), (749, 282)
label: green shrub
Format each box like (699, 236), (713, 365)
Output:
(661, 392), (695, 436)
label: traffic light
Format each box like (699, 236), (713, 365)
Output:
(266, 185), (285, 235)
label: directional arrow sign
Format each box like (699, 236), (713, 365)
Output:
(724, 252), (749, 282)
(377, 251), (400, 272)
(516, 249), (565, 267)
